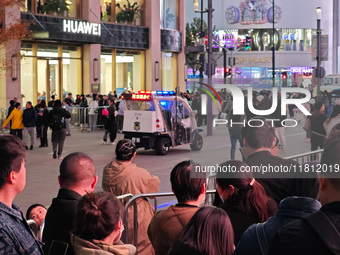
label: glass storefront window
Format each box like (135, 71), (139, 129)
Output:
(160, 0), (177, 30)
(22, 0), (80, 18)
(100, 49), (144, 95)
(161, 52), (177, 91)
(20, 44), (34, 105)
(100, 0), (114, 22)
(20, 43), (82, 104)
(116, 50), (143, 92)
(100, 0), (144, 25)
(100, 49), (113, 94)
(213, 29), (316, 52)
(62, 46), (82, 96)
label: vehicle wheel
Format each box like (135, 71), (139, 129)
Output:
(190, 134), (203, 151)
(155, 137), (170, 155)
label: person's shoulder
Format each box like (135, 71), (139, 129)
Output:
(270, 217), (309, 247)
(233, 223), (259, 255)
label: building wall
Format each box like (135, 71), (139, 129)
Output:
(186, 0), (334, 76)
(1, 4), (21, 108)
(1, 0), (186, 108)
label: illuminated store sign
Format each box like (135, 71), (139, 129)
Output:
(63, 19), (101, 36)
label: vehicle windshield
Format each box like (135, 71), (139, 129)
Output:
(126, 100), (155, 111)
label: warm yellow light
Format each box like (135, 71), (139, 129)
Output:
(194, 0), (199, 11)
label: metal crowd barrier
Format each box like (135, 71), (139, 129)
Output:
(123, 189), (216, 253)
(68, 106), (107, 129)
(284, 149), (324, 164)
(27, 219), (38, 238)
(0, 106), (108, 130)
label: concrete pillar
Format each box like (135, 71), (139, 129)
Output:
(82, 0), (101, 95)
(0, 4), (21, 108)
(177, 0), (186, 92)
(145, 0), (161, 91)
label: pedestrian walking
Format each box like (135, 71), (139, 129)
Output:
(63, 99), (71, 136)
(88, 94), (98, 132)
(37, 100), (49, 147)
(2, 102), (23, 139)
(23, 101), (37, 150)
(48, 100), (71, 159)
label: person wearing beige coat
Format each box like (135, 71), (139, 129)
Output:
(102, 139), (160, 255)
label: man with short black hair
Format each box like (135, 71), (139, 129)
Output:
(268, 138), (340, 255)
(148, 160), (206, 255)
(243, 120), (300, 204)
(42, 152), (98, 255)
(0, 135), (43, 254)
(64, 93), (73, 106)
(48, 95), (56, 107)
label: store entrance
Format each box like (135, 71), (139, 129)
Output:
(37, 57), (59, 104)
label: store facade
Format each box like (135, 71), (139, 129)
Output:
(185, 0), (335, 88)
(1, 0), (186, 108)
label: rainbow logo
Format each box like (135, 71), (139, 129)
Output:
(196, 82), (222, 107)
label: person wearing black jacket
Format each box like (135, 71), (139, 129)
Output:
(23, 101), (37, 150)
(242, 120), (300, 205)
(108, 98), (117, 144)
(37, 100), (49, 147)
(6, 100), (15, 134)
(48, 95), (55, 108)
(42, 152), (97, 255)
(268, 139), (340, 255)
(48, 100), (71, 159)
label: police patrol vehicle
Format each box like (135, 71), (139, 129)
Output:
(122, 90), (203, 155)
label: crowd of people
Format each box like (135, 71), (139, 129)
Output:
(1, 109), (340, 254)
(1, 88), (340, 254)
(1, 91), (126, 158)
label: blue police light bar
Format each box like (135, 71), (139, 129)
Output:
(160, 101), (167, 106)
(156, 91), (175, 96)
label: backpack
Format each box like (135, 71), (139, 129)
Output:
(302, 211), (340, 254)
(50, 113), (64, 130)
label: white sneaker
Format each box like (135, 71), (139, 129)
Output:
(102, 140), (106, 145)
(111, 142), (116, 145)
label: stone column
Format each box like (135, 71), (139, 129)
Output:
(144, 0), (161, 91)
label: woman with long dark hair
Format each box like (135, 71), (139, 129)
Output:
(169, 207), (234, 255)
(324, 104), (340, 137)
(216, 160), (277, 245)
(71, 192), (136, 254)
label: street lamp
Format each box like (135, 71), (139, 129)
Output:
(316, 7), (321, 98)
(269, 0), (275, 87)
(194, 0), (206, 80)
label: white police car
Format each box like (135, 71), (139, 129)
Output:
(122, 91), (203, 155)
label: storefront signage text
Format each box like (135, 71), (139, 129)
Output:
(63, 20), (101, 36)
(235, 56), (271, 64)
